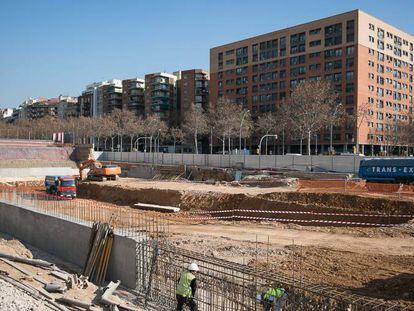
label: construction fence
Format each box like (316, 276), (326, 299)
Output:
(0, 186), (405, 311)
(95, 151), (365, 173)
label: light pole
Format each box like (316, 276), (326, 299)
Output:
(259, 134), (278, 155)
(239, 110), (249, 154)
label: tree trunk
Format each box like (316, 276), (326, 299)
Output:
(173, 138), (176, 153)
(111, 137), (115, 151)
(307, 130), (311, 156)
(330, 124), (333, 154)
(194, 130), (198, 154)
(130, 135), (134, 152)
(228, 134), (231, 154)
(300, 138), (303, 155)
(282, 129), (285, 155)
(222, 136), (225, 155)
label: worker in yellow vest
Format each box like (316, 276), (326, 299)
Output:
(176, 262), (199, 311)
(258, 287), (287, 311)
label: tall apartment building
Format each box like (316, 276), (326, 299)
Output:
(79, 80), (122, 117)
(122, 78), (145, 117)
(144, 72), (178, 124)
(210, 10), (414, 154)
(179, 69), (209, 122)
(22, 97), (60, 119)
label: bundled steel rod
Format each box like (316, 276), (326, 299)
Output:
(83, 221), (114, 285)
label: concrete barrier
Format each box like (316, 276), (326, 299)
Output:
(97, 152), (367, 173)
(0, 202), (137, 288)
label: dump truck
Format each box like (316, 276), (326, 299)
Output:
(358, 158), (414, 183)
(44, 176), (77, 198)
(79, 159), (121, 181)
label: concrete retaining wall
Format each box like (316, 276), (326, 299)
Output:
(0, 167), (79, 178)
(96, 151), (364, 173)
(0, 203), (137, 288)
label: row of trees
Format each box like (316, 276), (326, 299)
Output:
(1, 80), (413, 155)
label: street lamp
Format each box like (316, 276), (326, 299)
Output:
(259, 134), (277, 155)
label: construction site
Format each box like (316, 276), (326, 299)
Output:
(0, 139), (413, 311)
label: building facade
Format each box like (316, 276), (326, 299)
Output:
(144, 72), (179, 125)
(179, 69), (209, 123)
(79, 80), (122, 117)
(57, 96), (79, 119)
(122, 78), (145, 117)
(210, 10), (414, 154)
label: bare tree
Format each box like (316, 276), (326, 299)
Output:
(287, 80), (338, 155)
(256, 113), (277, 154)
(352, 101), (373, 154)
(143, 114), (167, 152)
(182, 104), (209, 154)
(215, 98), (244, 154)
(170, 127), (184, 153)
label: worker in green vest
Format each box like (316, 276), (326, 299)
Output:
(259, 287), (287, 311)
(176, 262), (199, 311)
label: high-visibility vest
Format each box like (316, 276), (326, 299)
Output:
(263, 288), (285, 301)
(176, 271), (196, 298)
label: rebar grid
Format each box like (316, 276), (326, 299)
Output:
(136, 240), (405, 311)
(0, 186), (406, 310)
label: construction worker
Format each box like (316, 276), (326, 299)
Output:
(259, 287), (287, 311)
(176, 262), (199, 311)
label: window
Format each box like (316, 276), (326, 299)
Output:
(346, 20), (355, 43)
(369, 36), (375, 43)
(309, 40), (321, 47)
(369, 48), (375, 55)
(346, 83), (354, 93)
(309, 28), (321, 35)
(225, 49), (234, 55)
(259, 40), (277, 61)
(369, 23), (375, 30)
(346, 58), (354, 69)
(325, 48), (342, 58)
(309, 52), (321, 58)
(309, 63), (321, 71)
(378, 40), (384, 50)
(346, 71), (354, 81)
(325, 60), (342, 71)
(325, 23), (342, 47)
(290, 55), (306, 65)
(346, 46), (355, 56)
(346, 95), (354, 105)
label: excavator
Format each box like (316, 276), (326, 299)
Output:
(78, 159), (121, 181)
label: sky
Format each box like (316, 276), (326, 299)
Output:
(1, 0), (414, 108)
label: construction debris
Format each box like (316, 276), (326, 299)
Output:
(134, 202), (180, 213)
(0, 252), (54, 268)
(83, 221), (114, 285)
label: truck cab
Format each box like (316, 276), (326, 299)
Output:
(45, 176), (77, 199)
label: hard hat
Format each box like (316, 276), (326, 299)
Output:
(188, 262), (199, 272)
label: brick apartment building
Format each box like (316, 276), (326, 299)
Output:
(210, 10), (414, 154)
(179, 69), (209, 123)
(122, 78), (145, 117)
(144, 72), (179, 125)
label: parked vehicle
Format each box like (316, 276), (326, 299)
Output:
(44, 176), (77, 198)
(358, 158), (414, 183)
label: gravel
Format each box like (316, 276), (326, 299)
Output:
(0, 279), (53, 311)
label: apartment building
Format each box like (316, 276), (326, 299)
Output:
(210, 10), (414, 154)
(57, 96), (79, 119)
(79, 80), (122, 117)
(144, 72), (178, 125)
(179, 69), (209, 123)
(22, 97), (60, 119)
(122, 78), (145, 117)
